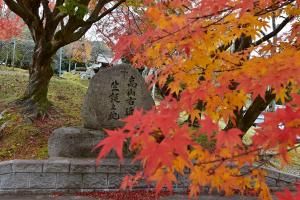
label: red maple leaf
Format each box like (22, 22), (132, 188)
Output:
(199, 117), (219, 139)
(135, 141), (174, 176)
(94, 129), (128, 163)
(216, 128), (243, 152)
(276, 184), (300, 200)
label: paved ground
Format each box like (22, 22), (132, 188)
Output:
(160, 195), (259, 200)
(0, 194), (261, 200)
(0, 196), (94, 200)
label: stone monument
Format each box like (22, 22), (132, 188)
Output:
(48, 64), (155, 158)
(82, 64), (154, 130)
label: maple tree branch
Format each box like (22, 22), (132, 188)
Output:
(151, 10), (233, 44)
(239, 91), (275, 133)
(88, 0), (111, 21)
(3, 0), (30, 21)
(233, 34), (252, 52)
(237, 144), (300, 177)
(144, 0), (293, 48)
(5, 0), (45, 42)
(146, 0), (294, 47)
(88, 0), (126, 23)
(110, 7), (128, 30)
(252, 16), (294, 46)
(41, 0), (52, 21)
(53, 0), (64, 14)
(198, 148), (261, 165)
(198, 144), (300, 175)
(52, 0), (125, 50)
(254, 0), (295, 16)
(213, 67), (242, 73)
(127, 5), (143, 34)
(221, 18), (292, 132)
(259, 30), (273, 45)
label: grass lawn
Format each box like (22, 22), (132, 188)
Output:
(0, 66), (89, 160)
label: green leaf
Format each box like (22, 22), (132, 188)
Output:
(58, 0), (88, 18)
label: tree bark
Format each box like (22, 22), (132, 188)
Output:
(19, 42), (54, 117)
(68, 60), (71, 72)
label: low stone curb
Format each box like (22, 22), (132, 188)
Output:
(0, 159), (299, 194)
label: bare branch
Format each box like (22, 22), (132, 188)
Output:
(254, 0), (295, 16)
(252, 16), (294, 46)
(41, 0), (52, 22)
(90, 0), (126, 23)
(3, 0), (31, 22)
(88, 0), (111, 20)
(53, 0), (126, 49)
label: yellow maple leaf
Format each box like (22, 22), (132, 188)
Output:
(189, 184), (200, 198)
(190, 109), (201, 123)
(189, 166), (210, 186)
(168, 81), (181, 96)
(275, 87), (287, 104)
(259, 183), (272, 200)
(146, 43), (161, 59)
(173, 156), (187, 175)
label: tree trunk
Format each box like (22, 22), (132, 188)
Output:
(68, 60), (71, 72)
(5, 51), (8, 66)
(18, 44), (54, 117)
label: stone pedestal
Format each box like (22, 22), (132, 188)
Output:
(48, 127), (111, 158)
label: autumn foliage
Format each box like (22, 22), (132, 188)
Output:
(65, 40), (92, 63)
(0, 0), (23, 40)
(97, 0), (300, 199)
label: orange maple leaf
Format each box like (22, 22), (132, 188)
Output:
(216, 129), (243, 152)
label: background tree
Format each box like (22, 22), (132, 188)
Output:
(2, 0), (125, 116)
(96, 1), (300, 199)
(0, 29), (34, 68)
(72, 40), (92, 68)
(0, 0), (23, 40)
(65, 39), (92, 71)
(0, 40), (12, 65)
(0, 0), (24, 66)
(94, 0), (143, 60)
(90, 40), (112, 64)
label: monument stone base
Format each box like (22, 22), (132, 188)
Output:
(48, 127), (116, 158)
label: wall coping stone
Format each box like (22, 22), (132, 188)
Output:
(12, 160), (44, 173)
(261, 166), (300, 179)
(0, 161), (13, 175)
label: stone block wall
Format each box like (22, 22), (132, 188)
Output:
(0, 159), (299, 194)
(0, 159), (144, 194)
(262, 166), (300, 191)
